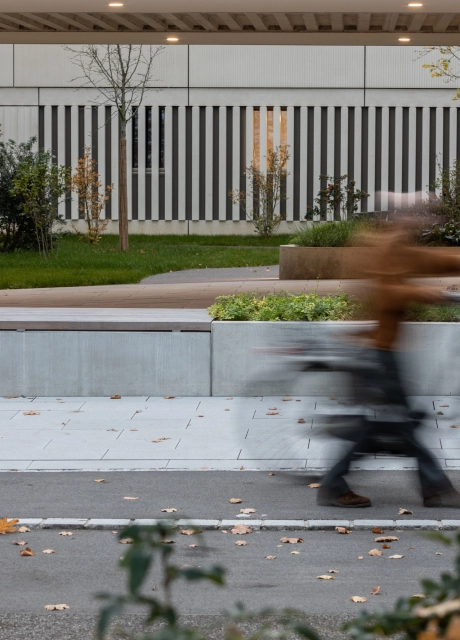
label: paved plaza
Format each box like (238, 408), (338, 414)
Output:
(1, 394), (459, 472)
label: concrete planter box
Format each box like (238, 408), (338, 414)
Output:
(211, 321), (460, 397)
(279, 245), (460, 280)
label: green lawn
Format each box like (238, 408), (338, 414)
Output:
(0, 234), (284, 289)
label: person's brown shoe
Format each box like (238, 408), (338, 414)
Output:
(317, 490), (372, 508)
(424, 490), (460, 508)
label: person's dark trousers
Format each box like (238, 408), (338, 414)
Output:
(319, 349), (454, 499)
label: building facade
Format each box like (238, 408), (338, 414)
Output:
(0, 44), (459, 233)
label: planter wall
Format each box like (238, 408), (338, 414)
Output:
(279, 245), (460, 280)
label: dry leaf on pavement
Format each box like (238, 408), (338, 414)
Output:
(280, 537), (304, 544)
(235, 540), (247, 546)
(329, 570), (339, 574)
(160, 539), (175, 544)
(298, 418), (306, 424)
(94, 479), (105, 483)
(231, 524), (252, 535)
(45, 604), (69, 611)
(23, 411), (40, 415)
(152, 438), (171, 443)
(0, 518), (19, 534)
(308, 483), (321, 489)
(398, 508), (413, 515)
(375, 536), (399, 542)
(371, 587), (381, 596)
(268, 472), (276, 476)
(59, 532), (73, 536)
(161, 508), (177, 513)
(265, 555), (276, 560)
(107, 429), (118, 432)
(110, 395), (121, 399)
(440, 404), (449, 407)
(189, 544), (198, 548)
(240, 508), (256, 514)
(229, 498), (242, 504)
(20, 547), (34, 556)
(368, 549), (383, 556)
(13, 541), (27, 546)
(335, 527), (350, 534)
(389, 555), (404, 559)
(382, 544), (391, 549)
(221, 530), (228, 534)
(412, 594), (427, 599)
(291, 551), (300, 555)
(317, 575), (334, 580)
(239, 466), (245, 470)
(123, 497), (139, 501)
(351, 596), (367, 603)
(357, 556), (364, 560)
(43, 549), (55, 554)
(372, 527), (383, 534)
(269, 407), (277, 410)
(17, 526), (30, 533)
(266, 412), (279, 416)
(435, 552), (443, 555)
(180, 529), (200, 536)
(164, 396), (176, 399)
(282, 397), (292, 401)
(120, 538), (133, 544)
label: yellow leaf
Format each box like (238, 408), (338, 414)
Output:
(371, 586), (381, 595)
(164, 396), (176, 399)
(94, 479), (105, 483)
(0, 517), (19, 534)
(17, 526), (30, 533)
(291, 551), (300, 555)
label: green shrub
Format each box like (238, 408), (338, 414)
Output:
(208, 292), (356, 322)
(290, 220), (359, 247)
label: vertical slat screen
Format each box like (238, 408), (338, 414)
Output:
(178, 106), (186, 221)
(137, 106), (146, 221)
(44, 106), (52, 153)
(205, 106), (213, 220)
(111, 108), (119, 221)
(286, 106), (295, 221)
(407, 107), (416, 206)
(299, 106), (308, 221)
(273, 106), (281, 217)
(232, 106), (240, 221)
(367, 107), (376, 214)
(218, 106), (227, 221)
(97, 106), (106, 219)
(381, 107), (389, 211)
(245, 106), (253, 217)
(191, 106), (200, 221)
(57, 105), (66, 219)
(150, 106), (159, 221)
(422, 107), (430, 199)
(312, 107), (321, 219)
(435, 107), (444, 197)
(70, 106), (79, 220)
(126, 109), (133, 221)
(354, 107), (362, 211)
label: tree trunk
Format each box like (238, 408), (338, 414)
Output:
(119, 137), (129, 251)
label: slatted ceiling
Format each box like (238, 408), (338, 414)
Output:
(434, 13), (454, 31)
(409, 13), (428, 31)
(246, 13), (267, 30)
(275, 14), (293, 31)
(303, 13), (318, 30)
(131, 13), (164, 30)
(330, 14), (344, 31)
(110, 107), (119, 221)
(357, 13), (371, 31)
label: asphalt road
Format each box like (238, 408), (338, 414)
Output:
(0, 528), (455, 640)
(3, 470), (460, 521)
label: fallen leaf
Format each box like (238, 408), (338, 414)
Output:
(265, 555), (276, 560)
(130, 429), (138, 432)
(164, 396), (176, 399)
(372, 527), (383, 534)
(107, 429), (118, 432)
(94, 479), (105, 483)
(119, 538), (133, 544)
(280, 537), (304, 544)
(335, 527), (350, 534)
(329, 569), (339, 574)
(389, 554), (404, 559)
(0, 517), (19, 534)
(229, 498), (242, 504)
(240, 508), (256, 514)
(440, 404), (449, 407)
(412, 594), (427, 599)
(189, 544), (198, 548)
(225, 409), (230, 411)
(375, 536), (399, 542)
(451, 424), (460, 429)
(382, 544), (391, 549)
(110, 395), (121, 399)
(266, 412), (279, 416)
(180, 529), (200, 536)
(371, 586), (381, 595)
(42, 549), (55, 554)
(13, 540), (27, 546)
(160, 539), (175, 544)
(152, 438), (171, 443)
(435, 552), (443, 555)
(59, 532), (73, 536)
(45, 604), (69, 611)
(399, 508), (413, 515)
(20, 547), (34, 556)
(23, 411), (40, 415)
(226, 398), (233, 400)
(330, 396), (337, 400)
(368, 548), (383, 556)
(282, 397), (292, 401)
(308, 483), (321, 489)
(291, 551), (300, 555)
(317, 575), (334, 580)
(221, 530), (228, 534)
(437, 411), (444, 415)
(269, 407), (277, 410)
(198, 415), (204, 417)
(298, 418), (306, 424)
(351, 596), (367, 603)
(123, 497), (139, 501)
(161, 508), (177, 513)
(231, 524), (252, 535)
(235, 540), (247, 546)
(268, 472), (276, 476)
(17, 526), (30, 533)
(239, 466), (245, 470)
(357, 556), (364, 560)
(111, 531), (118, 534)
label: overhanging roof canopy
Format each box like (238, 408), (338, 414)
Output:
(1, 1), (460, 44)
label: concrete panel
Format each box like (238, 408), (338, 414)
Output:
(69, 219), (304, 235)
(367, 46), (460, 89)
(0, 45), (13, 86)
(39, 87), (188, 106)
(0, 331), (210, 396)
(190, 45), (364, 88)
(189, 87), (365, 107)
(211, 322), (460, 397)
(366, 88), (460, 108)
(0, 88), (38, 105)
(14, 44), (188, 88)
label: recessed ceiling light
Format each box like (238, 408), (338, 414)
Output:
(167, 37), (179, 41)
(108, 3), (123, 6)
(408, 3), (423, 6)
(399, 37), (411, 41)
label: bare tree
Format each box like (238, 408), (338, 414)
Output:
(65, 44), (164, 251)
(419, 46), (460, 100)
